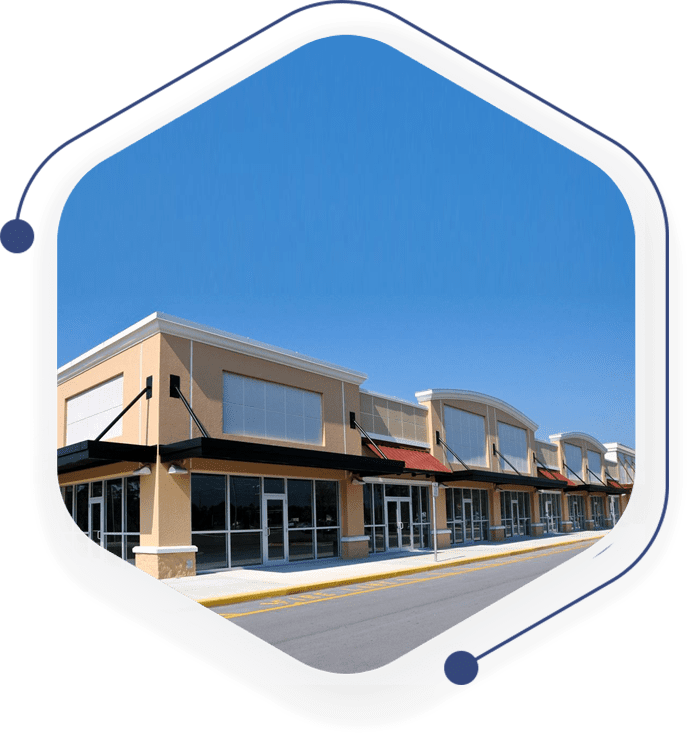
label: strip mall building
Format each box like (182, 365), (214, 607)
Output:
(57, 313), (634, 579)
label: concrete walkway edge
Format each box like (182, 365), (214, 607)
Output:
(195, 534), (605, 608)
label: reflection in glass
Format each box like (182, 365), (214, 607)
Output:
(75, 484), (89, 532)
(126, 477), (140, 533)
(316, 529), (339, 558)
(106, 479), (123, 533)
(230, 532), (262, 566)
(193, 533), (228, 570)
(105, 534), (122, 559)
(288, 479), (313, 528)
(289, 529), (314, 561)
(315, 480), (338, 526)
(126, 535), (139, 564)
(229, 476), (261, 530)
(192, 474), (226, 531)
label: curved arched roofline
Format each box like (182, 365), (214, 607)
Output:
(549, 431), (608, 454)
(415, 389), (538, 433)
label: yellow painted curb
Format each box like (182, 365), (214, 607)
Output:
(197, 534), (605, 609)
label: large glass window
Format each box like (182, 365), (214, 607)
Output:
(222, 372), (322, 444)
(500, 490), (531, 537)
(567, 494), (586, 531)
(539, 492), (562, 534)
(497, 422), (528, 473)
(61, 477), (139, 563)
(587, 450), (602, 483)
(445, 488), (490, 544)
(618, 453), (635, 483)
(411, 486), (431, 549)
(192, 474), (339, 572)
(363, 483), (385, 553)
(564, 443), (583, 481)
(608, 495), (621, 526)
(65, 375), (123, 445)
(591, 496), (605, 529)
(443, 406), (487, 467)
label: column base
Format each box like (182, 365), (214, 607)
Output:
(561, 521), (574, 533)
(531, 523), (545, 537)
(490, 526), (505, 542)
(434, 530), (451, 549)
(341, 537), (369, 559)
(134, 546), (197, 579)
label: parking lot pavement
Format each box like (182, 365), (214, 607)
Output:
(162, 530), (608, 607)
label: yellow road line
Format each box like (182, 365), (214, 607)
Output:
(219, 542), (590, 620)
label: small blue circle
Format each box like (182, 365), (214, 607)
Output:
(1, 219), (34, 253)
(444, 651), (479, 685)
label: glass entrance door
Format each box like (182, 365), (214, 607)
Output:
(464, 499), (473, 540)
(386, 498), (412, 551)
(89, 498), (103, 547)
(511, 500), (521, 537)
(263, 495), (288, 563)
(609, 496), (620, 527)
(544, 500), (557, 533)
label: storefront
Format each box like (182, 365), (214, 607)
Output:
(56, 313), (634, 579)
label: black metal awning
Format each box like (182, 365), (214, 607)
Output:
(567, 483), (615, 494)
(57, 440), (157, 475)
(159, 436), (405, 476)
(435, 468), (566, 489)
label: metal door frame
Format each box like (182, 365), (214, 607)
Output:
(89, 496), (104, 548)
(385, 497), (412, 551)
(262, 494), (288, 564)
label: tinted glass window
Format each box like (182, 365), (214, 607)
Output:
(192, 474), (226, 531)
(229, 476), (260, 530)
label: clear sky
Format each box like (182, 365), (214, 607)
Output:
(58, 35), (634, 447)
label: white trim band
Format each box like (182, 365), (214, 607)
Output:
(341, 535), (370, 543)
(415, 389), (538, 432)
(58, 312), (368, 386)
(132, 546), (199, 555)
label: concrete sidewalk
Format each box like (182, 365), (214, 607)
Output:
(163, 530), (608, 608)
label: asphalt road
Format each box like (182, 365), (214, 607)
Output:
(211, 542), (590, 673)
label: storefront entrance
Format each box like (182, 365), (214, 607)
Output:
(386, 497), (412, 551)
(609, 495), (620, 527)
(263, 495), (288, 563)
(89, 497), (103, 546)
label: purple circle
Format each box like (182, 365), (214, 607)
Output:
(1, 219), (34, 253)
(444, 651), (479, 685)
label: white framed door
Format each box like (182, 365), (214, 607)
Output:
(262, 495), (288, 563)
(89, 497), (103, 547)
(386, 498), (412, 551)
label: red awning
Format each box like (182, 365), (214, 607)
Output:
(364, 442), (450, 474)
(537, 468), (577, 486)
(607, 479), (625, 489)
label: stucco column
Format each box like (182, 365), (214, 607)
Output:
(133, 459), (197, 578)
(560, 492), (573, 533)
(584, 495), (594, 530)
(340, 475), (369, 559)
(489, 485), (504, 541)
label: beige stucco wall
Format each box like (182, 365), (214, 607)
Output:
(156, 334), (362, 454)
(57, 333), (161, 448)
(420, 397), (538, 475)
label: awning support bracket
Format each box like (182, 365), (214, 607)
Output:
(436, 431), (470, 471)
(170, 374), (210, 438)
(349, 412), (388, 460)
(562, 461), (586, 485)
(95, 376), (152, 442)
(493, 443), (523, 476)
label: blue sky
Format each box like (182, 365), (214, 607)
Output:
(58, 35), (634, 446)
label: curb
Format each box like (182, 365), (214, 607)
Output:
(197, 534), (605, 608)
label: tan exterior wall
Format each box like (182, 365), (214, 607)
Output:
(556, 437), (605, 483)
(57, 333), (161, 448)
(419, 397), (539, 475)
(156, 334), (362, 454)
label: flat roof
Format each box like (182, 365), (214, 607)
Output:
(57, 312), (369, 386)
